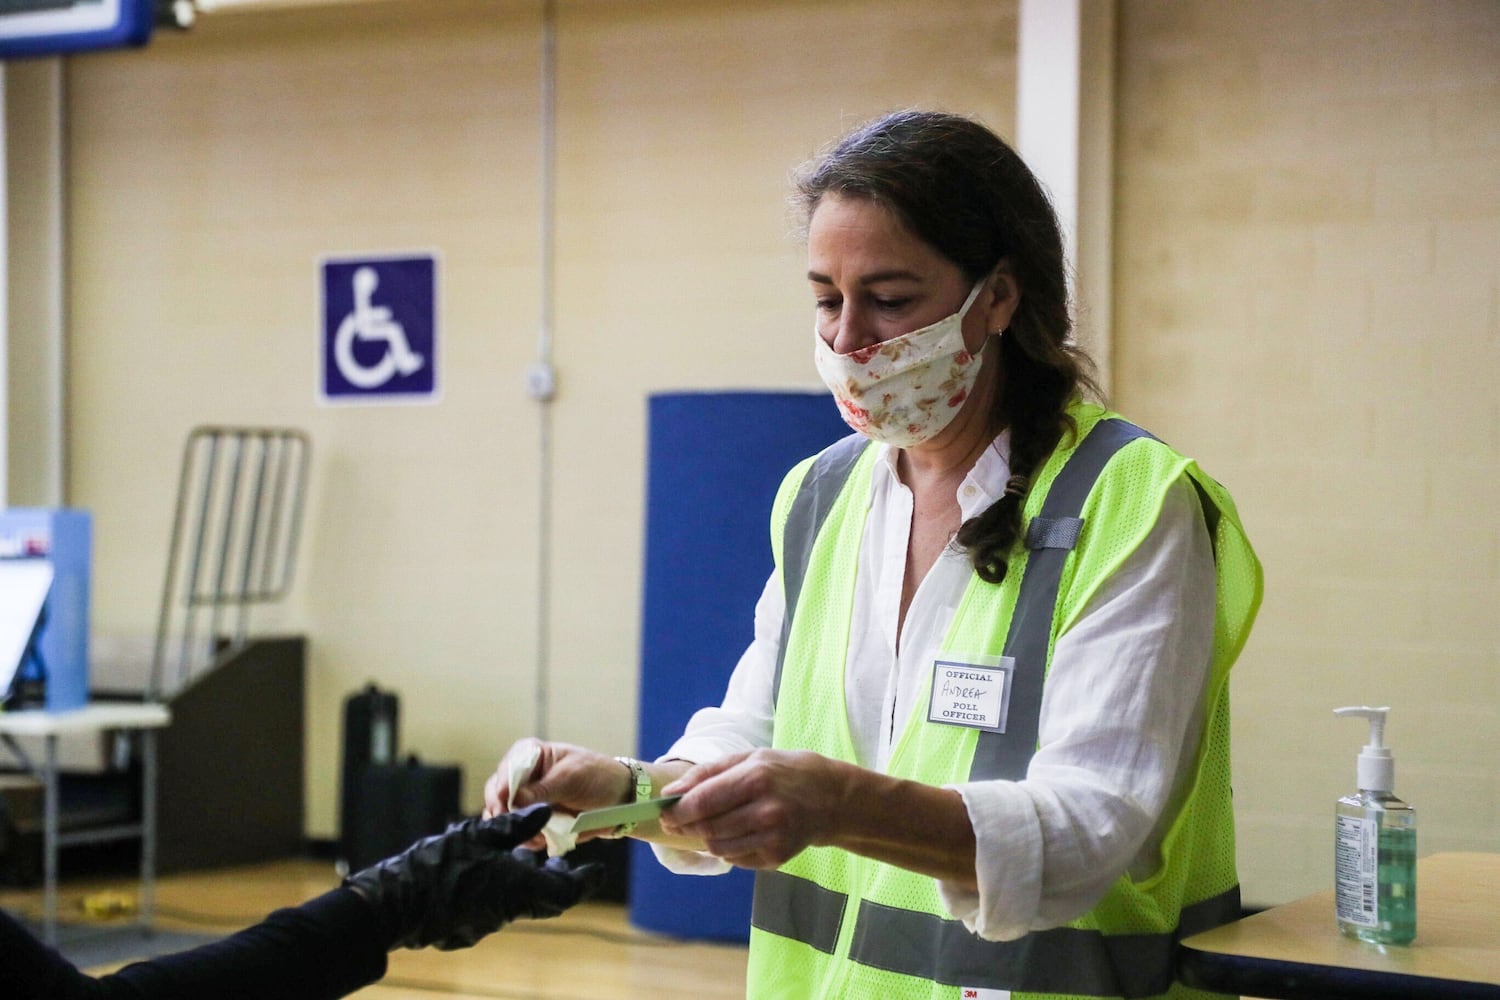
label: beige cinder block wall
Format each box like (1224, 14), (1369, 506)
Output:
(62, 0), (1017, 841)
(1115, 1), (1500, 904)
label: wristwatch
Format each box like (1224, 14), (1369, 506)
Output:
(609, 755), (652, 838)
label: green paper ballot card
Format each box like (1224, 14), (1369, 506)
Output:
(569, 795), (683, 834)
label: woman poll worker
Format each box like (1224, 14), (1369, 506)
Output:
(486, 110), (1263, 1000)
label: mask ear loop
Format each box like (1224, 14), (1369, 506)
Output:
(956, 278), (988, 318)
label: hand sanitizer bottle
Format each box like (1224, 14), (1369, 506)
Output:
(1333, 706), (1416, 945)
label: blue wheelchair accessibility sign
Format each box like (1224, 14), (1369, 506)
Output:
(321, 254), (437, 402)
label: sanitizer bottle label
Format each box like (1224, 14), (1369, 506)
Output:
(1335, 814), (1378, 927)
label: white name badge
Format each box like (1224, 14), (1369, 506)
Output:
(927, 657), (1013, 733)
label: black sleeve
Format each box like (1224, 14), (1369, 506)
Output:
(106, 887), (388, 1000)
(0, 888), (388, 1000)
(0, 905), (112, 1000)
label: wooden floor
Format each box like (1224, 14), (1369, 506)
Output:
(0, 858), (749, 999)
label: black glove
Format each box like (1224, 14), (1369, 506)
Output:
(344, 803), (604, 951)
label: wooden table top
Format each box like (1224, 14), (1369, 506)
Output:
(1178, 852), (1500, 999)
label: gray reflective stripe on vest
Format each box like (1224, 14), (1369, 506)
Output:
(772, 431), (870, 708)
(1027, 515), (1084, 550)
(970, 417), (1153, 781)
(845, 884), (1241, 997)
(751, 867), (847, 954)
(754, 872), (1240, 996)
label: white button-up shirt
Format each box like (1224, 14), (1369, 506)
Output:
(654, 432), (1217, 942)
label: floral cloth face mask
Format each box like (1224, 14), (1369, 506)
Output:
(813, 280), (987, 448)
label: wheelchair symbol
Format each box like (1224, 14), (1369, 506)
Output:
(333, 266), (426, 389)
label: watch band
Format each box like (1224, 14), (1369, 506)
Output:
(609, 756), (652, 837)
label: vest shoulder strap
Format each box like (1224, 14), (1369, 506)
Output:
(772, 431), (869, 708)
(773, 420), (1156, 713)
(970, 417), (1156, 780)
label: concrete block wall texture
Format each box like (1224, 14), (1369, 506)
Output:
(1114, 1), (1499, 903)
(30, 0), (1497, 903)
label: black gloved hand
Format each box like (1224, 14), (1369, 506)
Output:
(344, 803), (604, 951)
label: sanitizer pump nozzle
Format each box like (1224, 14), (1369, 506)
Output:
(1334, 705), (1394, 793)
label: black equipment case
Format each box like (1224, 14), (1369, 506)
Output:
(339, 683), (462, 870)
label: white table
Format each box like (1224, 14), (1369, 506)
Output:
(0, 702), (171, 946)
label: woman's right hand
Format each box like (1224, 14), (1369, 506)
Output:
(481, 738), (632, 837)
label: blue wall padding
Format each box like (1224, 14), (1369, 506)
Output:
(630, 390), (849, 942)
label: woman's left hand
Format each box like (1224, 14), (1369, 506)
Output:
(657, 748), (853, 868)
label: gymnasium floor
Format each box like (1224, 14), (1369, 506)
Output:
(0, 857), (749, 999)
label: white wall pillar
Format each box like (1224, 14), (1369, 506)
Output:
(1016, 0), (1117, 389)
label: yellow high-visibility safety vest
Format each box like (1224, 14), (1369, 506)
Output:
(747, 404), (1263, 1000)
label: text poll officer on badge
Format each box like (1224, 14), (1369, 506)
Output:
(485, 110), (1262, 1000)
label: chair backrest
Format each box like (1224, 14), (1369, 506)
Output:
(149, 426), (311, 698)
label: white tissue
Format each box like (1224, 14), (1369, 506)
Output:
(506, 743), (580, 858)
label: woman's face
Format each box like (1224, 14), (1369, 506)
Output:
(808, 193), (1011, 356)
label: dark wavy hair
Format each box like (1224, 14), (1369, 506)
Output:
(796, 109), (1100, 584)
